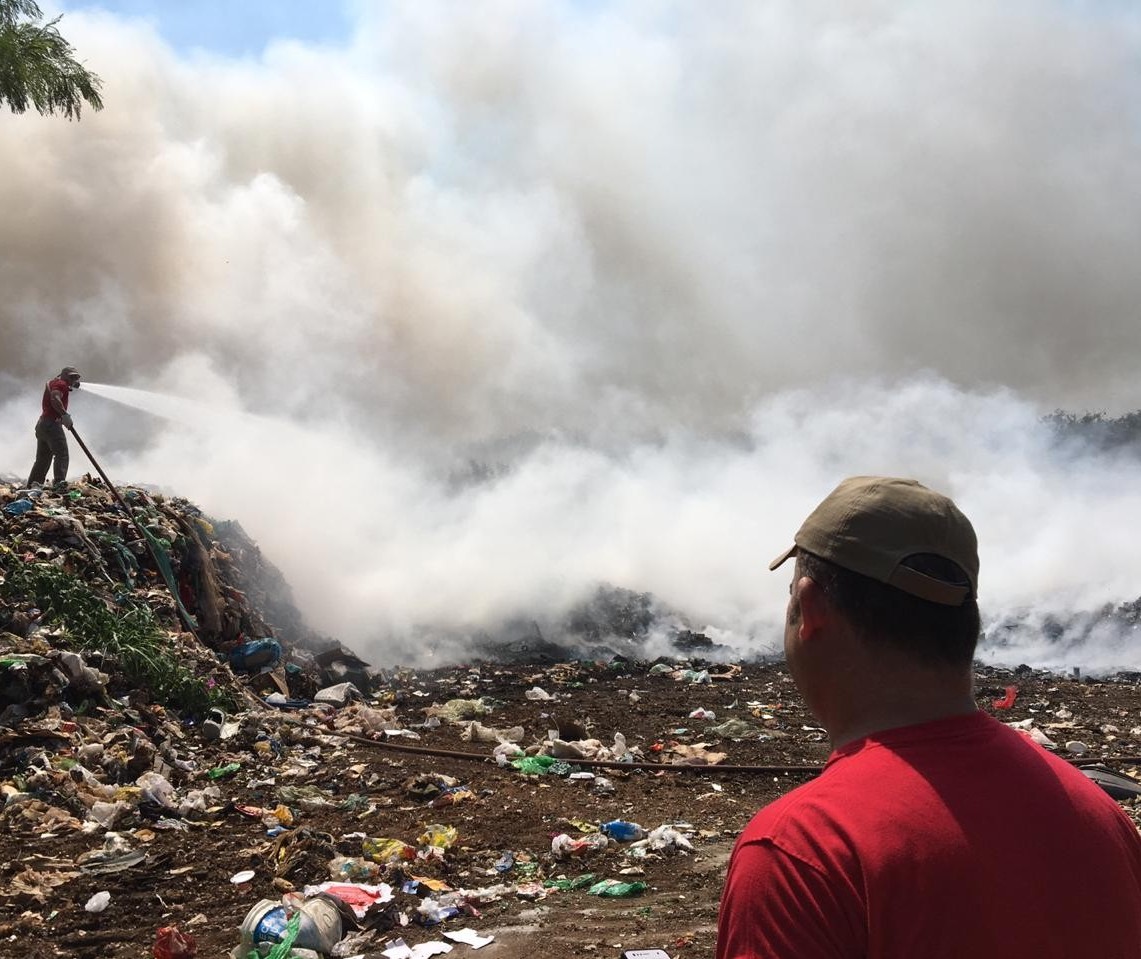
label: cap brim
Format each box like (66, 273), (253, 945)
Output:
(768, 544), (797, 571)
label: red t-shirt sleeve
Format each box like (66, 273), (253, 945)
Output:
(717, 837), (864, 959)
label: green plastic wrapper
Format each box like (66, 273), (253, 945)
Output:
(588, 879), (648, 897)
(512, 755), (557, 775)
(544, 873), (596, 891)
(207, 762), (241, 780)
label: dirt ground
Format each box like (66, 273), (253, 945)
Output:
(3, 659), (1140, 959)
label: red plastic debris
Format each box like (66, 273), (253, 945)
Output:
(153, 925), (197, 959)
(992, 686), (1018, 710)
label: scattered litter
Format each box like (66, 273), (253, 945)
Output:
(461, 721), (524, 743)
(314, 682), (363, 706)
(544, 873), (596, 891)
(601, 820), (646, 842)
(383, 938), (453, 959)
(588, 878), (647, 897)
(418, 824), (459, 850)
(4, 476), (1138, 957)
(426, 698), (490, 722)
(512, 755), (558, 776)
(152, 925), (197, 958)
(551, 833), (610, 859)
(709, 718), (763, 739)
(665, 742), (727, 765)
(1006, 719), (1056, 748)
(305, 881), (393, 918)
(444, 928), (495, 948)
(1081, 767), (1141, 800)
(85, 890), (111, 912)
(993, 686), (1018, 709)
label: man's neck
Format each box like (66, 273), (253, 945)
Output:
(827, 693), (979, 751)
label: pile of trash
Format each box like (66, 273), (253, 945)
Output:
(1, 478), (734, 956)
(1, 476), (374, 717)
(5, 476), (1139, 958)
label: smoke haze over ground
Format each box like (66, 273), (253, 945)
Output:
(2, 2), (1140, 668)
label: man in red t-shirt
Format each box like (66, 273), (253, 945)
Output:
(27, 367), (81, 489)
(717, 476), (1141, 959)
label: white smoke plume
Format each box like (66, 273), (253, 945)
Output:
(2, 2), (1140, 668)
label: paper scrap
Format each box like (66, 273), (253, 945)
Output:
(383, 940), (453, 959)
(444, 928), (495, 949)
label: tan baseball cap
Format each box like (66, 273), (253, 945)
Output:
(769, 476), (978, 606)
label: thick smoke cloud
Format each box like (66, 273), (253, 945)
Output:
(2, 2), (1140, 668)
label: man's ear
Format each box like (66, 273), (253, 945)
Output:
(795, 576), (830, 640)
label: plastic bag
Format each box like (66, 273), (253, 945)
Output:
(544, 873), (596, 890)
(136, 771), (177, 810)
(600, 820), (645, 842)
(512, 755), (557, 776)
(328, 856), (382, 881)
(418, 824), (458, 849)
(644, 824), (695, 854)
(588, 879), (647, 897)
(153, 925), (197, 958)
(362, 837), (416, 863)
(551, 833), (609, 859)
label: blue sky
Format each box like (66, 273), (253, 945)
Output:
(56, 0), (356, 57)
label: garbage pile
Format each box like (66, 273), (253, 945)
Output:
(4, 476), (1141, 958)
(0, 476), (372, 716)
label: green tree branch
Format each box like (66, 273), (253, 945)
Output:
(0, 0), (103, 119)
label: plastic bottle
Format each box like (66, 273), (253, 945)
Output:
(207, 762), (241, 780)
(601, 820), (646, 842)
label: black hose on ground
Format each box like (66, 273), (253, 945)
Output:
(340, 731), (1141, 777)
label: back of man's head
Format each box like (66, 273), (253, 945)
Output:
(771, 476), (981, 668)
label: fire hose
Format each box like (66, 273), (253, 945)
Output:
(66, 423), (202, 641)
(339, 731), (1141, 776)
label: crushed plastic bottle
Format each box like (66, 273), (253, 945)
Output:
(207, 762), (241, 780)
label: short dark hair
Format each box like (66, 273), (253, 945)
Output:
(796, 550), (980, 668)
